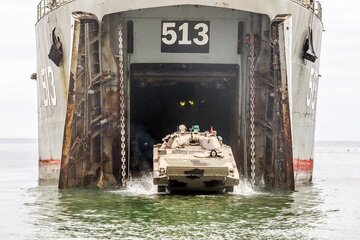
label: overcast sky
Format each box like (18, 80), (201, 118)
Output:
(0, 0), (359, 141)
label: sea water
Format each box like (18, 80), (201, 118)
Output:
(0, 139), (359, 239)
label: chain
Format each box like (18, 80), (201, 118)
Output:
(249, 14), (256, 188)
(118, 24), (127, 187)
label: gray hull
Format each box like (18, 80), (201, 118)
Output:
(35, 0), (323, 189)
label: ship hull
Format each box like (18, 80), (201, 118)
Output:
(35, 0), (323, 189)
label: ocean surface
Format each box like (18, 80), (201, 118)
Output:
(0, 139), (359, 240)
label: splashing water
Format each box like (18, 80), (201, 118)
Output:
(111, 174), (259, 196)
(111, 174), (158, 196)
(233, 178), (260, 196)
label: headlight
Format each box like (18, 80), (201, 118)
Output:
(159, 167), (166, 175)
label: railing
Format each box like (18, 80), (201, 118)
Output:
(293, 0), (323, 20)
(314, 1), (322, 20)
(37, 0), (323, 22)
(37, 0), (72, 21)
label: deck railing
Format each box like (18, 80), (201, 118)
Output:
(314, 1), (323, 20)
(295, 0), (323, 20)
(37, 0), (73, 21)
(37, 0), (322, 21)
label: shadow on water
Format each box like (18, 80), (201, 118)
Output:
(24, 177), (326, 240)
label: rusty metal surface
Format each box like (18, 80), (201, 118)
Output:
(59, 14), (121, 188)
(269, 16), (295, 190)
(59, 72), (76, 188)
(278, 17), (295, 190)
(58, 16), (81, 189)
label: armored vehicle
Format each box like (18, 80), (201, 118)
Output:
(153, 125), (240, 193)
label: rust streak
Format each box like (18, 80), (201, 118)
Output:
(271, 16), (295, 190)
(59, 17), (81, 189)
(39, 159), (61, 165)
(59, 73), (76, 189)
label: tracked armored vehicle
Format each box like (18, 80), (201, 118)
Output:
(153, 125), (240, 193)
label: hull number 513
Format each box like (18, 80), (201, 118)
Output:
(161, 21), (210, 53)
(40, 66), (57, 107)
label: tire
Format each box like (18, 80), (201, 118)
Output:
(157, 186), (166, 193)
(225, 186), (234, 193)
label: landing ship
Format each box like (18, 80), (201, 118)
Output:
(153, 125), (240, 193)
(34, 0), (323, 190)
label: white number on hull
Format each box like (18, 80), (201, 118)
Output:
(40, 66), (57, 107)
(162, 22), (210, 46)
(162, 22), (177, 45)
(193, 23), (209, 46)
(178, 23), (192, 45)
(307, 68), (317, 110)
(161, 21), (210, 53)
